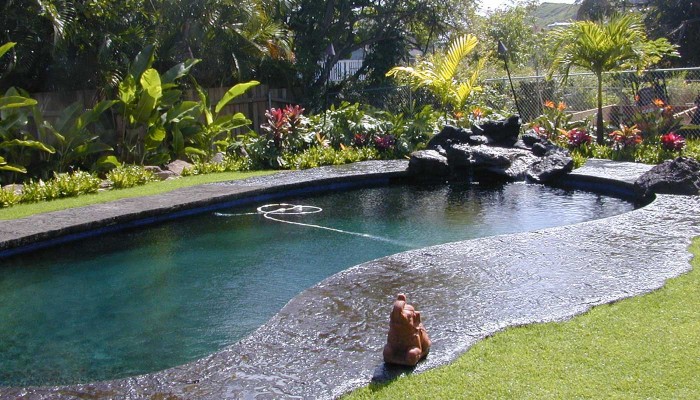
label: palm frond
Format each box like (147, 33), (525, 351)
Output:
(435, 34), (478, 83)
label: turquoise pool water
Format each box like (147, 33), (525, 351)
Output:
(0, 182), (634, 386)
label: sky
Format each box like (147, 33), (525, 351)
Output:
(479, 0), (576, 12)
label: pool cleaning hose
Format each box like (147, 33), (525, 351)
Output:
(215, 203), (411, 247)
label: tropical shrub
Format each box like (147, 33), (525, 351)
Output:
(241, 104), (311, 168)
(113, 45), (200, 165)
(307, 102), (439, 156)
(609, 124), (643, 150)
(181, 156), (251, 176)
(21, 171), (101, 202)
(41, 100), (120, 173)
(0, 86), (55, 184)
(386, 34), (485, 116)
(566, 128), (593, 148)
(185, 80), (260, 162)
(660, 132), (686, 151)
(529, 100), (573, 141)
(282, 146), (380, 169)
(0, 185), (22, 208)
(632, 98), (682, 139)
(106, 165), (157, 189)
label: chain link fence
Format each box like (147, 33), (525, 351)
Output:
(326, 85), (421, 114)
(485, 67), (700, 126)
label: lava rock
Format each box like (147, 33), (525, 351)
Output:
(408, 150), (451, 177)
(501, 151), (541, 180)
(472, 115), (521, 147)
(521, 130), (544, 147)
(634, 157), (700, 198)
(447, 144), (538, 180)
(426, 125), (471, 151)
(531, 142), (548, 157)
(467, 135), (489, 146)
(531, 141), (567, 157)
(526, 152), (574, 183)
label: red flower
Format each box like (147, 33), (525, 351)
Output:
(660, 132), (685, 151)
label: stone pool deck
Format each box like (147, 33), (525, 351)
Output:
(1, 159), (699, 399)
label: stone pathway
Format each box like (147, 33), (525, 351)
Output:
(1, 159), (698, 399)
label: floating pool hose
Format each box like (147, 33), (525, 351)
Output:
(215, 203), (411, 247)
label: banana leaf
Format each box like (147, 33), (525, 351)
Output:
(215, 81), (260, 114)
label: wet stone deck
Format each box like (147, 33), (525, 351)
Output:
(1, 159), (699, 399)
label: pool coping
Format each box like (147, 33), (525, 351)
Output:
(1, 159), (699, 399)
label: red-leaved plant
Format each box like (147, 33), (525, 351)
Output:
(566, 128), (592, 148)
(609, 124), (643, 150)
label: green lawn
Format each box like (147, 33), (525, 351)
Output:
(0, 170), (276, 220)
(346, 239), (700, 399)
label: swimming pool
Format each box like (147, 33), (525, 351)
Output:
(0, 181), (635, 386)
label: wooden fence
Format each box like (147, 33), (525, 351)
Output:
(31, 84), (296, 135)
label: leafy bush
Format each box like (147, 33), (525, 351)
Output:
(21, 171), (101, 202)
(609, 124), (643, 151)
(631, 98), (682, 139)
(106, 165), (156, 189)
(251, 104), (313, 168)
(0, 185), (22, 208)
(0, 87), (55, 184)
(181, 155), (251, 176)
(307, 102), (440, 156)
(282, 146), (380, 169)
(529, 101), (572, 141)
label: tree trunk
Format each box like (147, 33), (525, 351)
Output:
(596, 72), (605, 145)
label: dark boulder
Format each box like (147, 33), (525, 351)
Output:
(531, 141), (568, 157)
(472, 115), (521, 147)
(408, 150), (451, 177)
(521, 130), (544, 147)
(531, 142), (549, 157)
(426, 125), (471, 152)
(634, 157), (700, 198)
(526, 152), (574, 183)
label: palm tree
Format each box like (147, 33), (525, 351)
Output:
(386, 34), (485, 117)
(549, 14), (678, 144)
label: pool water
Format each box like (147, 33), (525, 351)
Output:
(0, 182), (635, 386)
